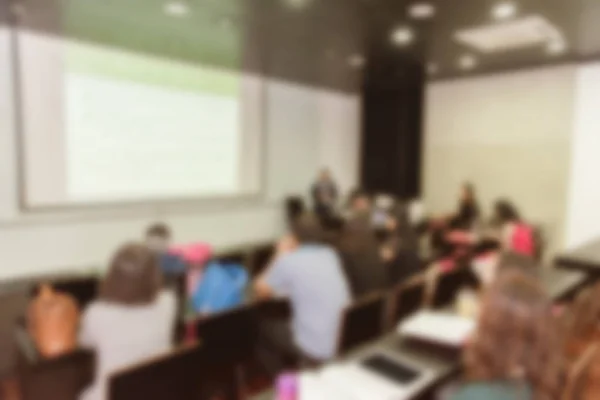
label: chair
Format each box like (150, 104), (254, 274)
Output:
(194, 305), (259, 355)
(337, 292), (387, 355)
(388, 281), (426, 329)
(109, 344), (243, 400)
(431, 267), (480, 309)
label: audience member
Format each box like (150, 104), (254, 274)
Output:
(254, 214), (351, 374)
(451, 182), (480, 230)
(28, 285), (79, 358)
(338, 215), (388, 298)
(311, 168), (338, 219)
(79, 243), (176, 400)
(347, 189), (372, 219)
(493, 200), (535, 256)
(145, 223), (186, 277)
(451, 271), (562, 400)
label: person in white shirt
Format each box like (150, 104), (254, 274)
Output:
(79, 243), (176, 400)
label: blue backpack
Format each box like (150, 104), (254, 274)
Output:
(191, 262), (248, 315)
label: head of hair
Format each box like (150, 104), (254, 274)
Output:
(462, 182), (476, 202)
(146, 223), (171, 239)
(100, 243), (162, 306)
(291, 213), (324, 245)
(564, 283), (600, 358)
(495, 200), (521, 224)
(465, 271), (562, 400)
(348, 189), (371, 211)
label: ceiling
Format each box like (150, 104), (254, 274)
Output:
(1, 0), (599, 91)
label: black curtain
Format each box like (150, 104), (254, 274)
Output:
(360, 63), (424, 199)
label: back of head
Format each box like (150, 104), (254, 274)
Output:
(292, 213), (324, 245)
(466, 271), (561, 400)
(101, 243), (162, 306)
(494, 199), (521, 225)
(145, 223), (171, 253)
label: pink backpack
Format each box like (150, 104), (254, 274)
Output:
(511, 223), (535, 256)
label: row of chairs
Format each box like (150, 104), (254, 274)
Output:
(338, 266), (480, 355)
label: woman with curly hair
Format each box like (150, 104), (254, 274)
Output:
(451, 271), (563, 400)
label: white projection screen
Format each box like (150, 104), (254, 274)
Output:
(17, 32), (263, 208)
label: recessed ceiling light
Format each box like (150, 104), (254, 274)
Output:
(427, 63), (439, 75)
(391, 26), (415, 46)
(284, 0), (313, 10)
(164, 1), (189, 17)
(546, 39), (567, 56)
(492, 1), (517, 20)
(458, 54), (477, 70)
(348, 54), (366, 68)
(408, 2), (436, 20)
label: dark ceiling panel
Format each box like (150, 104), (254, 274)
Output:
(4, 0), (598, 90)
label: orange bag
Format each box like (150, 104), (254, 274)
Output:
(27, 284), (80, 358)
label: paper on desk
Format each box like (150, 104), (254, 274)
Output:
(398, 310), (476, 347)
(298, 365), (406, 400)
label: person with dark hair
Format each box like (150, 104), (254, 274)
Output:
(452, 183), (480, 230)
(254, 213), (351, 374)
(311, 168), (338, 219)
(145, 222), (186, 277)
(493, 200), (535, 256)
(79, 243), (176, 400)
(338, 216), (388, 298)
(451, 271), (562, 400)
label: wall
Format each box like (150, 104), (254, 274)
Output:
(565, 62), (600, 248)
(0, 26), (361, 279)
(423, 66), (577, 253)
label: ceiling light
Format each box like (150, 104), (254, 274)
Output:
(284, 0), (313, 10)
(492, 1), (517, 20)
(408, 2), (436, 20)
(546, 39), (567, 56)
(391, 27), (414, 46)
(458, 54), (477, 70)
(348, 54), (365, 68)
(164, 1), (189, 17)
(427, 63), (439, 75)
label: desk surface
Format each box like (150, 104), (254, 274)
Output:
(557, 238), (600, 273)
(250, 267), (588, 400)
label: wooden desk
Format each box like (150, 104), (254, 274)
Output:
(556, 238), (600, 276)
(250, 268), (588, 400)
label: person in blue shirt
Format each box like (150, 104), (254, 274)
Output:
(145, 223), (186, 277)
(254, 213), (351, 375)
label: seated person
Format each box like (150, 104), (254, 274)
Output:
(493, 200), (535, 257)
(145, 223), (186, 276)
(346, 189), (373, 221)
(451, 182), (480, 230)
(80, 243), (176, 400)
(28, 285), (79, 358)
(311, 168), (338, 219)
(338, 216), (388, 298)
(254, 214), (351, 374)
(450, 271), (562, 400)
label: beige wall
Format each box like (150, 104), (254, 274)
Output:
(423, 66), (577, 254)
